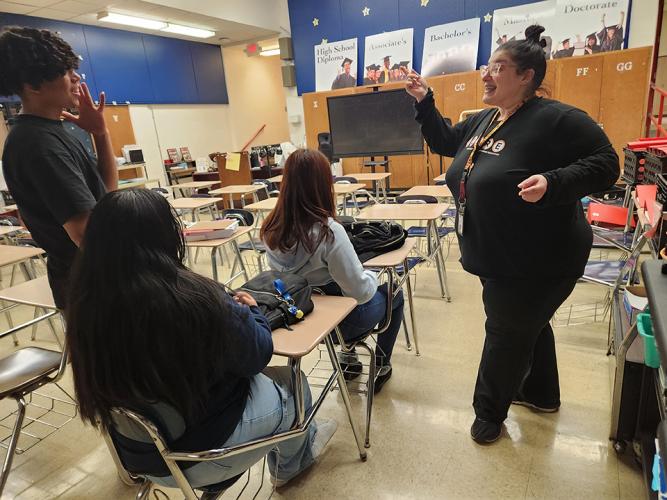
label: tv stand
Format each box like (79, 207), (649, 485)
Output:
(363, 156), (390, 191)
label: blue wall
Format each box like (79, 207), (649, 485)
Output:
(0, 13), (228, 104)
(287, 0), (633, 95)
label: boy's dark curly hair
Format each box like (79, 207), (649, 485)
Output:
(0, 27), (80, 97)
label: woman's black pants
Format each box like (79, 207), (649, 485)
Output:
(473, 278), (578, 424)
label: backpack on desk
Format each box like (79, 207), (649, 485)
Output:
(340, 219), (407, 262)
(240, 271), (314, 330)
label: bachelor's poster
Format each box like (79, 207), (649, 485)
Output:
(314, 38), (358, 92)
(491, 1), (556, 58)
(363, 28), (413, 85)
(421, 18), (480, 77)
(550, 0), (629, 59)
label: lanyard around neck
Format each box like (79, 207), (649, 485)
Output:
(458, 109), (509, 205)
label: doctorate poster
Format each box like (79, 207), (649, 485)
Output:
(421, 18), (481, 77)
(551, 0), (629, 59)
(364, 28), (414, 85)
(314, 38), (358, 91)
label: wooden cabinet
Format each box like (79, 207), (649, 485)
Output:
(599, 46), (653, 161)
(555, 54), (604, 120)
(302, 87), (356, 148)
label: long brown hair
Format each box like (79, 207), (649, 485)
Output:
(261, 148), (336, 253)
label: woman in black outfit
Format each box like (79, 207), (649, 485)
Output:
(405, 25), (619, 444)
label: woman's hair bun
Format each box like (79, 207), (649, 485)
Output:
(525, 25), (547, 48)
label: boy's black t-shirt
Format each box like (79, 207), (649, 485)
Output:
(2, 114), (106, 308)
(415, 93), (620, 280)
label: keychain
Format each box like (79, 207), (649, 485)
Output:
(273, 279), (304, 319)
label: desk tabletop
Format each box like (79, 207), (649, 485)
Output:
(334, 183), (365, 195)
(244, 198), (278, 211)
(433, 173), (446, 183)
(169, 181), (218, 190)
(364, 238), (417, 268)
(272, 295), (357, 357)
(357, 203), (448, 221)
(0, 275), (55, 309)
(185, 226), (253, 248)
(169, 197), (222, 210)
(267, 175), (283, 183)
(348, 172), (391, 182)
(209, 185), (264, 196)
(402, 185), (452, 198)
(0, 245), (45, 267)
(0, 226), (24, 237)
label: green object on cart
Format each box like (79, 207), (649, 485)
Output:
(638, 313), (660, 369)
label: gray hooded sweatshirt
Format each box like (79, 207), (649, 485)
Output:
(265, 218), (377, 304)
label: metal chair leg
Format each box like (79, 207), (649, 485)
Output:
(101, 430), (143, 486)
(324, 334), (367, 460)
(404, 259), (420, 356)
(355, 341), (375, 449)
(402, 317), (412, 351)
(135, 479), (152, 500)
(0, 397), (27, 495)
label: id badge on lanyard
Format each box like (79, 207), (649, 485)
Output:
(457, 110), (502, 236)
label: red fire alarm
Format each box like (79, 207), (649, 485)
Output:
(245, 43), (259, 56)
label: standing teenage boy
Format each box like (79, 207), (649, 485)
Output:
(0, 27), (117, 308)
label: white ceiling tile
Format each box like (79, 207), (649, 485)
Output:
(48, 0), (95, 14)
(29, 7), (77, 19)
(0, 1), (37, 14)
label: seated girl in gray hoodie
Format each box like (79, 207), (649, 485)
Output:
(261, 149), (403, 393)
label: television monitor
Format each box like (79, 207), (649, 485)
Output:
(327, 89), (424, 158)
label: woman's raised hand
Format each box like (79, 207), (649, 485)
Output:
(403, 67), (429, 103)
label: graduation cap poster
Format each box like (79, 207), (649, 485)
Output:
(314, 38), (358, 92)
(364, 28), (414, 85)
(490, 1), (556, 59)
(421, 18), (480, 77)
(551, 0), (628, 59)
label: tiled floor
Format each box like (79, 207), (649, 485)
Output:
(0, 239), (646, 499)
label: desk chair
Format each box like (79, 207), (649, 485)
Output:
(220, 209), (266, 275)
(334, 177), (377, 214)
(395, 196), (454, 295)
(581, 210), (659, 353)
(251, 180), (280, 200)
(109, 408), (267, 500)
(334, 178), (373, 216)
(310, 275), (397, 449)
(0, 311), (69, 495)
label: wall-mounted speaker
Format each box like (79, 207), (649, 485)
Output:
(281, 65), (296, 87)
(279, 37), (293, 60)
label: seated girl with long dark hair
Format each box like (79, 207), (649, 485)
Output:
(261, 149), (404, 393)
(65, 189), (337, 489)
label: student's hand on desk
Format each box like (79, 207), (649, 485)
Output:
(403, 68), (428, 103)
(518, 175), (548, 203)
(234, 291), (258, 308)
(62, 83), (108, 137)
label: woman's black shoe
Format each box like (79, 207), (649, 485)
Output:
(470, 417), (502, 444)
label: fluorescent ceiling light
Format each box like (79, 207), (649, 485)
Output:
(98, 11), (166, 30)
(260, 47), (280, 57)
(161, 24), (215, 38)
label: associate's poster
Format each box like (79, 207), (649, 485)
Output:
(364, 28), (413, 85)
(314, 38), (358, 92)
(491, 1), (556, 59)
(551, 0), (629, 59)
(421, 18), (480, 77)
